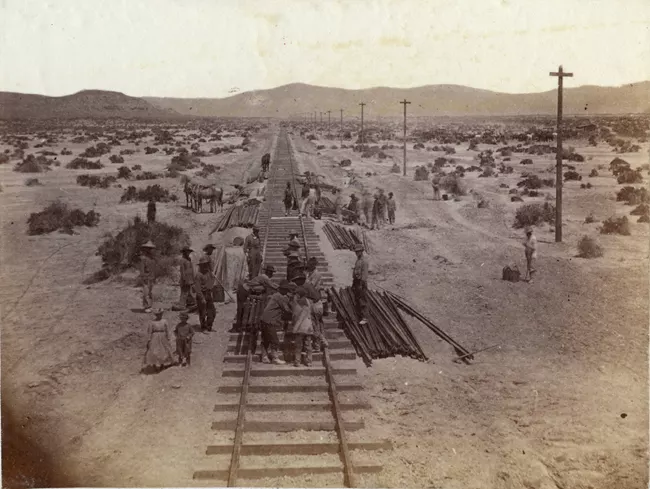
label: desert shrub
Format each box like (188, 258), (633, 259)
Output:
(638, 214), (650, 223)
(513, 202), (555, 228)
(601, 216), (631, 235)
(27, 201), (100, 235)
(120, 149), (136, 156)
(76, 174), (117, 188)
(517, 175), (554, 190)
(25, 178), (42, 186)
(144, 146), (159, 154)
(80, 144), (111, 158)
(584, 213), (596, 223)
(120, 184), (177, 203)
(579, 183), (593, 189)
(109, 154), (125, 164)
(414, 166), (430, 181)
(440, 174), (467, 196)
(390, 163), (400, 173)
(616, 186), (649, 205)
(0, 154), (9, 164)
(117, 166), (132, 179)
(630, 203), (649, 216)
(520, 158), (533, 165)
(132, 164), (142, 171)
(609, 157), (630, 176)
(96, 215), (188, 279)
(134, 171), (164, 181)
(170, 153), (196, 170)
(66, 157), (103, 170)
(339, 159), (352, 167)
(60, 148), (73, 156)
(617, 169), (643, 184)
(479, 166), (494, 178)
(14, 155), (52, 173)
(564, 170), (581, 181)
(577, 235), (604, 258)
(589, 169), (599, 177)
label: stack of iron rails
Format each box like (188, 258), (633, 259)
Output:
(327, 287), (428, 366)
(213, 201), (261, 232)
(315, 196), (335, 214)
(322, 222), (371, 252)
(240, 296), (266, 331)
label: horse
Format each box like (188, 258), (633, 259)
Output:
(192, 184), (223, 213)
(261, 153), (270, 172)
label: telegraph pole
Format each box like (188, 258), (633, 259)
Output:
(400, 99), (411, 176)
(550, 65), (573, 243)
(359, 102), (366, 147)
(340, 109), (343, 147)
(327, 110), (331, 136)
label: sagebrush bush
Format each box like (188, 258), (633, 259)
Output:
(601, 216), (631, 235)
(25, 178), (42, 186)
(27, 201), (100, 235)
(564, 170), (581, 181)
(630, 203), (649, 216)
(14, 155), (52, 173)
(584, 213), (596, 224)
(440, 174), (467, 196)
(390, 163), (400, 173)
(0, 154), (9, 164)
(120, 184), (177, 203)
(76, 174), (117, 189)
(109, 154), (125, 164)
(577, 235), (604, 258)
(96, 215), (188, 279)
(66, 157), (103, 170)
(117, 166), (132, 179)
(617, 169), (643, 184)
(513, 202), (555, 228)
(616, 186), (649, 205)
(517, 175), (554, 190)
(589, 169), (599, 177)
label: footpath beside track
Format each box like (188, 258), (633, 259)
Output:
(192, 127), (390, 487)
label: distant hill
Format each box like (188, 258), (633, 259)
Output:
(145, 82), (650, 118)
(0, 90), (180, 119)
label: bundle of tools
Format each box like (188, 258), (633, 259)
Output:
(213, 200), (261, 232)
(327, 287), (427, 366)
(322, 222), (371, 252)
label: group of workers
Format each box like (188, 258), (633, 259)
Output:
(342, 189), (397, 229)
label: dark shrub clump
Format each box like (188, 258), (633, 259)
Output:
(27, 201), (100, 235)
(514, 202), (555, 228)
(577, 235), (604, 258)
(25, 178), (42, 186)
(66, 157), (103, 170)
(109, 154), (125, 164)
(600, 216), (631, 235)
(120, 184), (177, 203)
(76, 174), (117, 189)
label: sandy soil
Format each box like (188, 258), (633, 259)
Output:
(1, 124), (648, 488)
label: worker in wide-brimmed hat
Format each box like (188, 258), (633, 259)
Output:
(352, 243), (368, 325)
(195, 255), (216, 332)
(234, 264), (278, 333)
(140, 241), (157, 313)
(244, 226), (262, 280)
(202, 242), (219, 303)
(175, 245), (196, 310)
(523, 227), (538, 283)
(257, 280), (293, 364)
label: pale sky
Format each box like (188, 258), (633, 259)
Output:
(1, 0), (649, 98)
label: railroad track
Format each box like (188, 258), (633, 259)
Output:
(193, 127), (390, 487)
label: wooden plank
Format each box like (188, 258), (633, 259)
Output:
(214, 401), (371, 412)
(212, 420), (364, 432)
(194, 464), (382, 480)
(222, 367), (356, 377)
(206, 440), (391, 455)
(218, 384), (363, 394)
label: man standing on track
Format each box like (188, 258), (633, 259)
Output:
(234, 264), (278, 332)
(244, 226), (262, 280)
(284, 241), (303, 282)
(139, 241), (156, 313)
(283, 182), (293, 216)
(258, 280), (293, 364)
(352, 243), (369, 325)
(195, 256), (216, 332)
(202, 243), (219, 302)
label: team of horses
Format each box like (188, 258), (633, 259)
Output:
(183, 153), (271, 213)
(183, 181), (224, 213)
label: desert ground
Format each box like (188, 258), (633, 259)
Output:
(1, 117), (648, 489)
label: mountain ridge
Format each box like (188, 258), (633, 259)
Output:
(1, 82), (648, 119)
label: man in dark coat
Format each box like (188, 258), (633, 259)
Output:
(195, 255), (216, 332)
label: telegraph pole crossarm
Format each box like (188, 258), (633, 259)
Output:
(549, 65), (573, 243)
(400, 99), (411, 177)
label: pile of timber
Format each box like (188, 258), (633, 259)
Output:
(327, 287), (428, 366)
(322, 222), (371, 252)
(213, 200), (261, 232)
